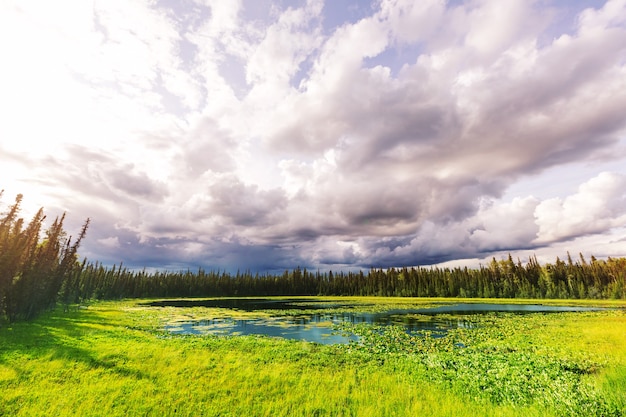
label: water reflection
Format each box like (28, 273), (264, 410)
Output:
(145, 298), (363, 311)
(154, 299), (609, 344)
(166, 317), (359, 344)
(164, 313), (476, 344)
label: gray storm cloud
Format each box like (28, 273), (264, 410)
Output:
(2, 0), (626, 271)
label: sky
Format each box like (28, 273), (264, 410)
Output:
(1, 0), (626, 273)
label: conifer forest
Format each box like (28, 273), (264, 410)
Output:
(1, 192), (625, 322)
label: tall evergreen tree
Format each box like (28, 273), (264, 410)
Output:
(0, 192), (89, 321)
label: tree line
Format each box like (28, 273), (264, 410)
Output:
(64, 252), (625, 303)
(2, 192), (625, 322)
(0, 192), (88, 321)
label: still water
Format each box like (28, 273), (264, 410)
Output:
(150, 298), (608, 344)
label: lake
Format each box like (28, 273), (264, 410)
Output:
(147, 298), (609, 344)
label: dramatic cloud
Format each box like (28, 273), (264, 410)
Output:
(1, 0), (625, 272)
(535, 172), (626, 243)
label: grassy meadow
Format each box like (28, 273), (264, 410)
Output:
(1, 297), (625, 416)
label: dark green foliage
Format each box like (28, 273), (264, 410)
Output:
(0, 192), (89, 321)
(5, 192), (624, 307)
(338, 315), (620, 416)
(70, 252), (626, 301)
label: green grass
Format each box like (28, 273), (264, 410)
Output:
(1, 297), (625, 416)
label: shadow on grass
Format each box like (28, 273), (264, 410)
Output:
(0, 307), (147, 381)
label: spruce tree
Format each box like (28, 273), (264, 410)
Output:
(0, 192), (89, 321)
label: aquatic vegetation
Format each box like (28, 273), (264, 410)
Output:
(339, 312), (624, 415)
(1, 298), (624, 416)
